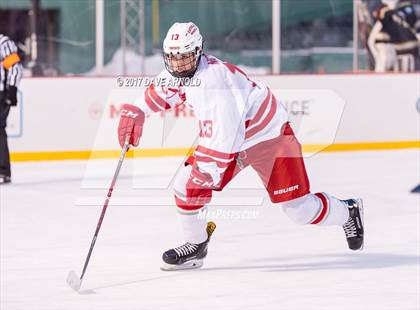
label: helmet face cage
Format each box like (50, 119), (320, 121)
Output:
(163, 46), (202, 78)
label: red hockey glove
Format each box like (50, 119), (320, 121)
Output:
(185, 167), (216, 205)
(118, 104), (145, 147)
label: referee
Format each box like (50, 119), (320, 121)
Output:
(0, 34), (22, 184)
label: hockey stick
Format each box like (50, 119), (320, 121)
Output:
(67, 136), (131, 292)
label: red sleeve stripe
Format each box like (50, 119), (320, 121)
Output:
(144, 88), (162, 112)
(194, 151), (234, 164)
(195, 145), (236, 161)
(245, 94), (277, 140)
(311, 192), (330, 224)
(149, 84), (171, 110)
(246, 89), (271, 129)
(194, 155), (232, 168)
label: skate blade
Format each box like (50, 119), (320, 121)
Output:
(160, 259), (203, 271)
(356, 198), (365, 251)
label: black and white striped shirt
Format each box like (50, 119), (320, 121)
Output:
(0, 34), (23, 92)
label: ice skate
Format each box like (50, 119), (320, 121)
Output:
(342, 198), (364, 250)
(0, 175), (11, 185)
(161, 222), (216, 271)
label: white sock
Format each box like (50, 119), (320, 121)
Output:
(177, 208), (208, 244)
(281, 193), (349, 226)
(313, 192), (349, 226)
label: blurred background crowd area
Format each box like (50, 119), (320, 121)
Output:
(0, 0), (419, 76)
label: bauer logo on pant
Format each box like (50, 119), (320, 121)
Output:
(274, 185), (299, 196)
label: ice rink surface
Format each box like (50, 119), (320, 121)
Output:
(1, 149), (419, 310)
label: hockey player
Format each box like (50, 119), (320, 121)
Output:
(368, 1), (399, 72)
(394, 0), (420, 70)
(0, 34), (22, 184)
(117, 22), (364, 271)
(369, 0), (420, 72)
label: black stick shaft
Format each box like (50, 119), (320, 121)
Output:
(79, 139), (130, 281)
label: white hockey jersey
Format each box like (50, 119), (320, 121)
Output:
(134, 54), (288, 184)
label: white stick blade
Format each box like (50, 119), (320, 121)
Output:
(66, 270), (82, 291)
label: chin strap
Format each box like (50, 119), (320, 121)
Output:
(163, 48), (203, 79)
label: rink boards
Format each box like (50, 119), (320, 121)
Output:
(7, 73), (420, 161)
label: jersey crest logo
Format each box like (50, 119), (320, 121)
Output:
(199, 120), (213, 138)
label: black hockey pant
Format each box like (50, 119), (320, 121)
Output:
(0, 92), (11, 177)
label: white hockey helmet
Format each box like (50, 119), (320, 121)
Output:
(381, 0), (399, 9)
(163, 22), (203, 78)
